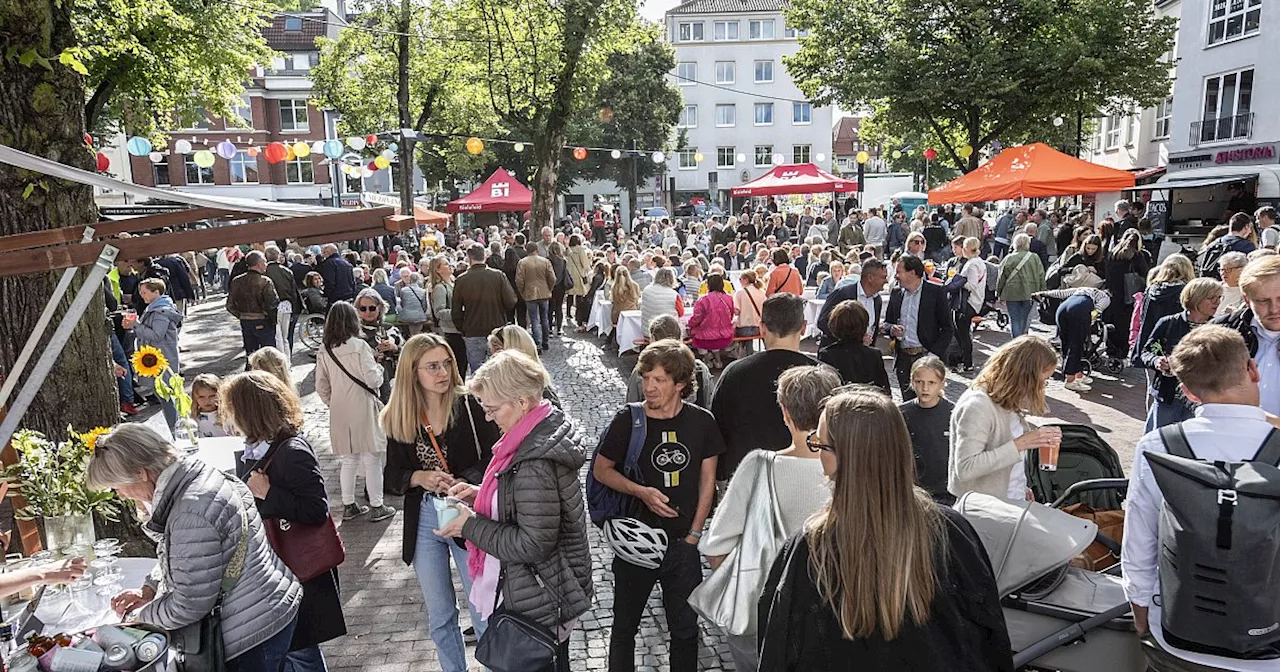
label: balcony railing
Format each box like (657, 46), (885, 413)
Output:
(1190, 113), (1254, 146)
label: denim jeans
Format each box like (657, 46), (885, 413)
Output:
(228, 613), (297, 672)
(1007, 300), (1033, 338)
(609, 538), (701, 672)
(109, 332), (134, 404)
(414, 495), (485, 672)
(283, 647), (327, 672)
(240, 318), (277, 360)
(463, 336), (490, 375)
(526, 299), (550, 349)
(1144, 396), (1196, 432)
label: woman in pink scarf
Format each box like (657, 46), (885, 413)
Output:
(433, 350), (592, 672)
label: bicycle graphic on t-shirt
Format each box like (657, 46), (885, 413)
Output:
(651, 431), (690, 487)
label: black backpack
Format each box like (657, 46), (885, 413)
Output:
(1198, 238), (1234, 280)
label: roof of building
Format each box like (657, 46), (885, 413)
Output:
(832, 117), (861, 155)
(262, 10), (342, 51)
(667, 0), (789, 15)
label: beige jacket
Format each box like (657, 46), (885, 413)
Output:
(316, 337), (385, 455)
(516, 254), (557, 301)
(565, 246), (592, 297)
(948, 388), (1032, 498)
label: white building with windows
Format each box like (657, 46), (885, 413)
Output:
(664, 0), (834, 206)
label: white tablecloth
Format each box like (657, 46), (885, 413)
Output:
(587, 299), (611, 333)
(32, 557), (158, 635)
(804, 297), (825, 339)
(616, 311), (644, 353)
(177, 436), (241, 474)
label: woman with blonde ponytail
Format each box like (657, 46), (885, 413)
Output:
(757, 388), (1013, 671)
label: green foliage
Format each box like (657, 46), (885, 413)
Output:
(3, 429), (121, 520)
(595, 37), (683, 198)
(71, 0), (276, 138)
(785, 0), (1176, 173)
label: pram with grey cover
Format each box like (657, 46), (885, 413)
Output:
(956, 493), (1144, 671)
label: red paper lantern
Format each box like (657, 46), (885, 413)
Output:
(95, 152), (109, 171)
(924, 148), (938, 160)
(365, 134), (378, 145)
(572, 147), (588, 161)
(263, 142), (289, 164)
(83, 133), (93, 146)
(368, 161), (379, 171)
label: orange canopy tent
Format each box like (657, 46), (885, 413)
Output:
(928, 143), (1135, 204)
(413, 205), (449, 225)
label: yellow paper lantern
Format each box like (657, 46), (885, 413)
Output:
(694, 152), (704, 163)
(293, 142), (311, 158)
(374, 155), (391, 170)
(285, 145), (296, 161)
(192, 150), (216, 168)
(959, 145), (974, 158)
(855, 150), (870, 164)
(465, 137), (484, 155)
(892, 150), (902, 159)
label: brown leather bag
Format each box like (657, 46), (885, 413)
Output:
(255, 441), (346, 582)
(1062, 503), (1125, 571)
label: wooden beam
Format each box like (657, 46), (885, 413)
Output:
(296, 225), (391, 247)
(384, 215), (415, 233)
(0, 207), (249, 254)
(0, 208), (396, 277)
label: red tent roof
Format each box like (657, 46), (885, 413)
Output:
(729, 163), (857, 197)
(446, 168), (533, 213)
(928, 143), (1136, 204)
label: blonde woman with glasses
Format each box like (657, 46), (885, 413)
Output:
(382, 334), (500, 672)
(758, 388), (1012, 671)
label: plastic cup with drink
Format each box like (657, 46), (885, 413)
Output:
(1038, 427), (1063, 472)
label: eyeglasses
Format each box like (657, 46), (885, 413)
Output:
(480, 400), (511, 416)
(805, 430), (835, 454)
(357, 305), (379, 313)
(417, 359), (453, 374)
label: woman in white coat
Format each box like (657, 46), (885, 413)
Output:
(316, 301), (397, 522)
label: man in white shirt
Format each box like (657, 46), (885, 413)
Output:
(1122, 325), (1274, 672)
(863, 208), (887, 250)
(1214, 255), (1280, 416)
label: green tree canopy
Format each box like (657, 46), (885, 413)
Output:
(785, 0), (1175, 173)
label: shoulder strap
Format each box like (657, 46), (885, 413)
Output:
(1011, 250), (1035, 277)
(324, 344), (382, 401)
(745, 286), (762, 317)
(625, 402), (647, 476)
(1158, 423), (1197, 460)
(219, 495), (251, 601)
(465, 398), (482, 463)
(1252, 428), (1280, 466)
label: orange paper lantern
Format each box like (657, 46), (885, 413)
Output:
(572, 147), (588, 161)
(246, 146), (260, 157)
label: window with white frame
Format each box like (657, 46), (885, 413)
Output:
(749, 19), (775, 39)
(715, 104), (736, 127)
(793, 145), (812, 164)
(754, 60), (773, 83)
(271, 56), (287, 71)
(342, 170), (362, 194)
(677, 22), (704, 41)
(1103, 113), (1122, 149)
(676, 62), (697, 85)
(292, 53), (311, 70)
(1125, 113), (1139, 146)
(153, 161), (171, 186)
(754, 145), (773, 166)
(715, 61), (736, 84)
(754, 102), (773, 125)
(1154, 96), (1173, 139)
(679, 104), (698, 128)
(279, 99), (309, 131)
(184, 156), (213, 185)
(678, 148), (698, 170)
(793, 102), (812, 124)
(1201, 68), (1254, 142)
(230, 151), (259, 184)
(286, 156), (313, 184)
(784, 25), (809, 38)
(1207, 0), (1261, 45)
(231, 96), (253, 128)
(717, 147), (736, 168)
(713, 21), (738, 40)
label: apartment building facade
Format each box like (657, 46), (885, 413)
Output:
(664, 0), (834, 206)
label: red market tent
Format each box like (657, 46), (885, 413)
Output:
(729, 163), (857, 197)
(928, 143), (1135, 204)
(446, 168), (533, 213)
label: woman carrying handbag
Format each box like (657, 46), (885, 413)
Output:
(694, 366), (841, 671)
(222, 371), (347, 672)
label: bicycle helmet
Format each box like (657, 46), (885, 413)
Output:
(602, 517), (668, 570)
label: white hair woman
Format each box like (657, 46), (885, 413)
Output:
(355, 287), (403, 401)
(89, 424), (303, 671)
(397, 271), (431, 336)
(996, 233), (1045, 338)
(639, 267), (683, 339)
(947, 237), (987, 372)
(434, 351), (592, 671)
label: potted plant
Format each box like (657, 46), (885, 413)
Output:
(3, 427), (121, 553)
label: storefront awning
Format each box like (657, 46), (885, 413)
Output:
(1153, 175), (1255, 190)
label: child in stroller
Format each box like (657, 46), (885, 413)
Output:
(974, 255), (1010, 330)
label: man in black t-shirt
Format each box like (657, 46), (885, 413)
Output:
(593, 340), (724, 672)
(710, 293), (817, 481)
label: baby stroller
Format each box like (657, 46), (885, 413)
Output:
(1034, 295), (1125, 375)
(974, 286), (1010, 331)
(956, 492), (1143, 672)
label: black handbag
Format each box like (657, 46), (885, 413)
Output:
(171, 494), (249, 672)
(475, 566), (563, 672)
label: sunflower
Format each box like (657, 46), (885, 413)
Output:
(131, 345), (169, 378)
(80, 426), (111, 452)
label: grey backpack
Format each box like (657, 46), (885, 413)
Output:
(1149, 425), (1280, 660)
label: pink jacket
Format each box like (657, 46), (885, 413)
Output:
(688, 291), (735, 346)
(1128, 291), (1144, 350)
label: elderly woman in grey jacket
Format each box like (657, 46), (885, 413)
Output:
(435, 351), (592, 672)
(397, 272), (431, 336)
(91, 424), (302, 672)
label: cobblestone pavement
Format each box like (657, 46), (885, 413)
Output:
(137, 294), (1152, 671)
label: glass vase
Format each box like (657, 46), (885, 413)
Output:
(173, 417), (200, 455)
(44, 512), (96, 557)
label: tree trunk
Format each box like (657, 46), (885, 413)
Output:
(1, 0), (145, 554)
(396, 0), (415, 217)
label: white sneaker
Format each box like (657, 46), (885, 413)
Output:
(1082, 375), (1094, 385)
(1064, 380), (1092, 393)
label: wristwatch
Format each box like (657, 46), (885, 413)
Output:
(687, 529), (703, 540)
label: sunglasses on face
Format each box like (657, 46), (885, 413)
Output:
(358, 305), (379, 313)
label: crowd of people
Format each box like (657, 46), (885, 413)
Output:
(84, 193), (1280, 672)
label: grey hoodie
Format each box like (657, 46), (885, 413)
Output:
(134, 294), (183, 372)
(462, 407), (593, 627)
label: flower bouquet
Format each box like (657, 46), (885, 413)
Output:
(3, 428), (122, 552)
(131, 346), (198, 448)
